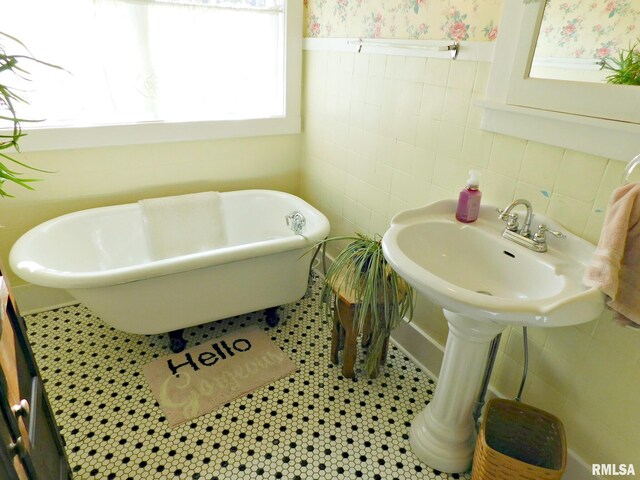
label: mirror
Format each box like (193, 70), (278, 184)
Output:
(530, 0), (639, 85)
(480, 0), (640, 162)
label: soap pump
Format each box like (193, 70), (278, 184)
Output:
(455, 170), (482, 223)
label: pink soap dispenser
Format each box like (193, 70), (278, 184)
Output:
(455, 170), (482, 223)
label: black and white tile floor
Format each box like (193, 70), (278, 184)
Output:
(25, 274), (471, 480)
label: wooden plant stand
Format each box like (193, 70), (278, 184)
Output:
(329, 283), (389, 379)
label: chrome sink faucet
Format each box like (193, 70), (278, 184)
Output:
(498, 198), (534, 238)
(497, 199), (565, 252)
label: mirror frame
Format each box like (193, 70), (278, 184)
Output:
(479, 0), (640, 162)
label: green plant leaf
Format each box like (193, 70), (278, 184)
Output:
(604, 39), (640, 86)
(0, 31), (63, 195)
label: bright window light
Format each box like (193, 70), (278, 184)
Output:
(1, 0), (301, 149)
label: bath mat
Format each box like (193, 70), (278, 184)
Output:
(143, 327), (297, 426)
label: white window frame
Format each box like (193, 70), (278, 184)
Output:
(15, 1), (302, 152)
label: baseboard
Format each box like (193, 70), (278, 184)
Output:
(390, 319), (599, 480)
(390, 318), (445, 382)
(12, 284), (78, 316)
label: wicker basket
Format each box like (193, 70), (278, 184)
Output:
(471, 399), (566, 480)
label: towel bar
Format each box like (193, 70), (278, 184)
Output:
(348, 38), (459, 59)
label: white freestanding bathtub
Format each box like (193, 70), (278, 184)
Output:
(10, 190), (330, 343)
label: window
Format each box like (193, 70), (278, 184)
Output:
(2, 0), (301, 150)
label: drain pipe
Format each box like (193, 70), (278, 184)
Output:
(515, 326), (529, 402)
(307, 241), (328, 295)
(472, 326), (531, 431)
(472, 332), (501, 432)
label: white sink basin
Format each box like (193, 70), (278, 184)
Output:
(382, 200), (604, 327)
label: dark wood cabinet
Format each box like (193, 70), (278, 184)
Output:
(0, 263), (71, 479)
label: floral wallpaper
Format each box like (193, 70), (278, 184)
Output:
(303, 0), (503, 41)
(535, 0), (640, 59)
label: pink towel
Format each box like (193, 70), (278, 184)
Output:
(583, 183), (640, 327)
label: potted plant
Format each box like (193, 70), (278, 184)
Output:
(0, 31), (60, 197)
(604, 39), (640, 86)
(315, 233), (414, 378)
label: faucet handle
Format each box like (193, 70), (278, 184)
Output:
(496, 208), (519, 231)
(533, 224), (567, 243)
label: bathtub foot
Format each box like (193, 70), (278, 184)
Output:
(168, 329), (187, 353)
(265, 307), (279, 327)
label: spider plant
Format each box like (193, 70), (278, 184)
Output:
(604, 39), (640, 86)
(0, 31), (61, 197)
(317, 234), (414, 378)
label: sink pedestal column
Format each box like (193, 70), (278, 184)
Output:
(409, 310), (505, 473)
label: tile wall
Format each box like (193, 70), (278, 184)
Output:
(299, 49), (640, 471)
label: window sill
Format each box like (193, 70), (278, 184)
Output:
(14, 116), (302, 152)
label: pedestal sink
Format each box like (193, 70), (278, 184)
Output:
(381, 200), (604, 473)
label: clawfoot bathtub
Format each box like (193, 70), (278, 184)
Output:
(10, 190), (330, 351)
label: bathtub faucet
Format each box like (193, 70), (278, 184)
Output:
(286, 211), (306, 234)
(286, 211), (306, 235)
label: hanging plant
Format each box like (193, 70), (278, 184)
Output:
(604, 39), (640, 86)
(0, 31), (61, 197)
